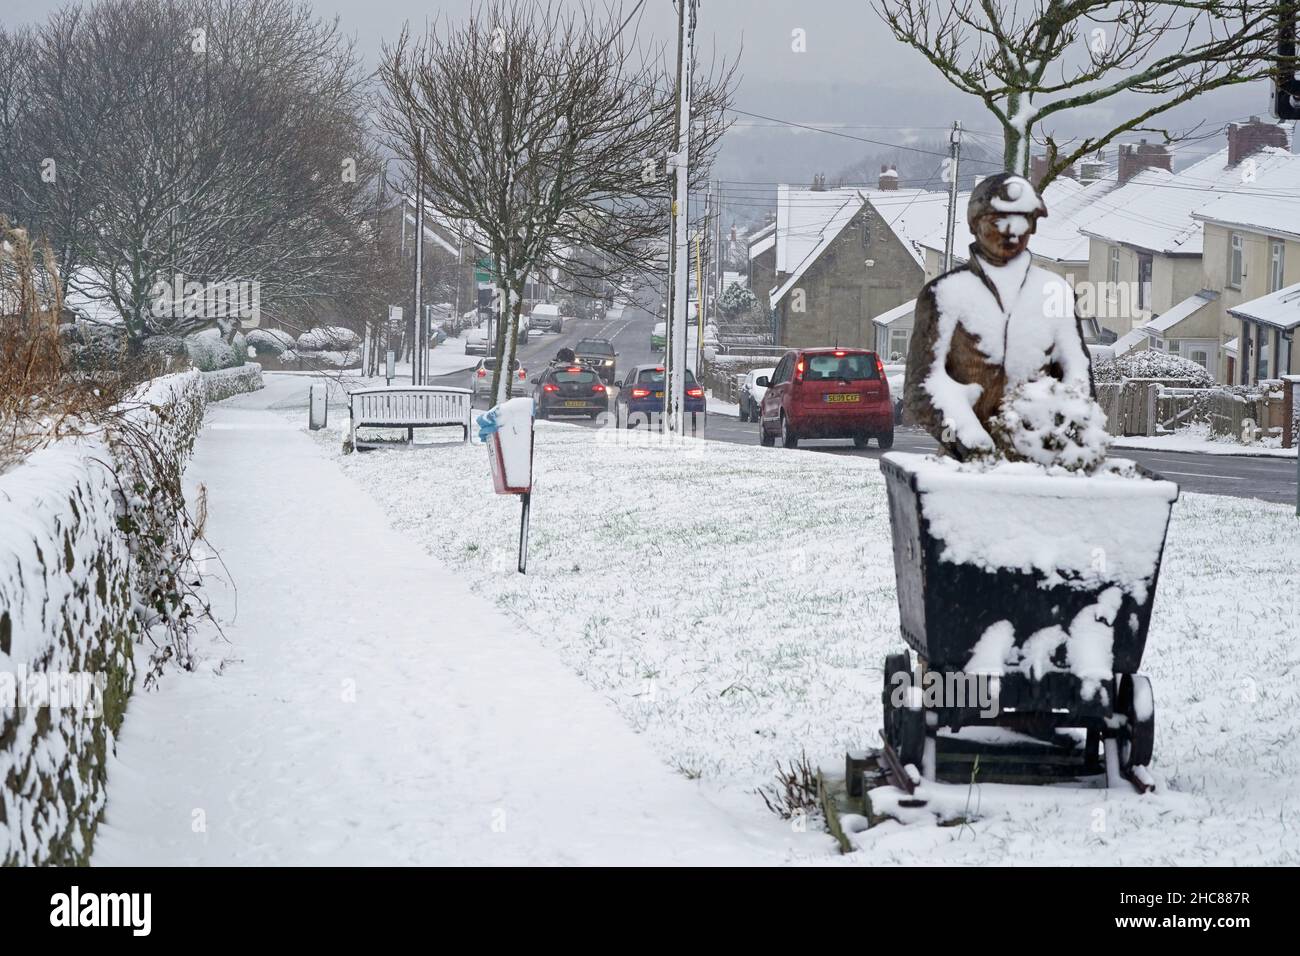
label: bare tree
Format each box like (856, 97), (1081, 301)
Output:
(875, 0), (1296, 186)
(4, 0), (381, 349)
(379, 0), (734, 402)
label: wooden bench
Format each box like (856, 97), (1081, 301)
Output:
(347, 385), (472, 451)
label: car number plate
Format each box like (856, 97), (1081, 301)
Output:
(564, 400), (586, 407)
(825, 393), (861, 403)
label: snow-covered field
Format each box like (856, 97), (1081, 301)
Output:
(318, 417), (1300, 864)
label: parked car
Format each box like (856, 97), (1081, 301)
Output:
(530, 303), (563, 333)
(574, 337), (617, 385)
(469, 357), (526, 401)
(757, 348), (893, 449)
(737, 366), (775, 422)
(615, 364), (706, 432)
(531, 363), (608, 419)
(464, 326), (490, 355)
(650, 321), (666, 351)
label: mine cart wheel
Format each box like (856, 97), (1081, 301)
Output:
(1118, 674), (1155, 770)
(882, 652), (924, 769)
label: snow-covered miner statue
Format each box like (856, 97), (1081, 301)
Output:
(904, 173), (1107, 471)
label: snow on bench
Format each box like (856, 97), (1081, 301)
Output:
(347, 385), (471, 450)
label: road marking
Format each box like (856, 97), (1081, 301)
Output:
(1158, 470), (1245, 480)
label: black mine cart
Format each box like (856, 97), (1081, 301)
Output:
(878, 452), (1179, 792)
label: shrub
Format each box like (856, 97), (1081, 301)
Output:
(246, 327), (295, 355)
(1094, 351), (1214, 387)
(296, 325), (358, 351)
(184, 328), (246, 371)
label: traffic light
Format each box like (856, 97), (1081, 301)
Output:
(1279, 6), (1300, 120)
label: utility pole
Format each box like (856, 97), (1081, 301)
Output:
(942, 120), (962, 273)
(668, 0), (696, 433)
(412, 126), (426, 385)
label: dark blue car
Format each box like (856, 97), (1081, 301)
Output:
(615, 364), (706, 432)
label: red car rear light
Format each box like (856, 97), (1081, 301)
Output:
(477, 368), (487, 377)
(543, 383), (558, 392)
(592, 384), (606, 393)
(517, 368), (526, 380)
(686, 386), (703, 398)
(566, 366), (582, 373)
(875, 356), (885, 378)
(833, 350), (846, 357)
(630, 388), (650, 398)
(795, 359), (805, 382)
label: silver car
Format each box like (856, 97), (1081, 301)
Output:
(470, 356), (525, 400)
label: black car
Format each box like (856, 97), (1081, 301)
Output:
(531, 362), (609, 419)
(574, 337), (617, 385)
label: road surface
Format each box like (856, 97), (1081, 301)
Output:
(433, 291), (1299, 507)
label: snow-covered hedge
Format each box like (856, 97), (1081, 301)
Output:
(296, 326), (358, 351)
(246, 328), (294, 355)
(0, 370), (205, 865)
(184, 328), (247, 371)
(1094, 351), (1214, 387)
(203, 362), (264, 402)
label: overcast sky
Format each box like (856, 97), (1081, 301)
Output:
(5, 0), (1284, 216)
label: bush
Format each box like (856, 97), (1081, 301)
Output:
(718, 281), (757, 318)
(184, 328), (246, 371)
(246, 327), (295, 355)
(1094, 351), (1214, 387)
(296, 325), (358, 351)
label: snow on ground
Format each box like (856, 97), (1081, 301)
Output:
(94, 398), (794, 865)
(707, 395), (740, 416)
(315, 416), (1300, 865)
(1113, 422), (1297, 458)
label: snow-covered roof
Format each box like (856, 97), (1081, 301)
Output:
(871, 297), (917, 328)
(1191, 149), (1300, 240)
(916, 177), (1107, 265)
(1228, 281), (1300, 331)
(1110, 327), (1149, 357)
(1082, 146), (1297, 256)
(1143, 290), (1218, 334)
(749, 232), (775, 260)
(769, 186), (952, 307)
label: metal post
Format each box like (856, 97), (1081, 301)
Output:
(695, 231), (705, 372)
(518, 492), (531, 573)
(668, 0), (696, 433)
(943, 121), (962, 273)
(412, 126), (426, 385)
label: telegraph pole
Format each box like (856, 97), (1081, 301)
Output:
(942, 120), (962, 273)
(668, 0), (696, 433)
(412, 126), (426, 385)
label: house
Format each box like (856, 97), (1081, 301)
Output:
(1080, 119), (1292, 374)
(871, 297), (917, 362)
(767, 168), (951, 349)
(1086, 118), (1294, 382)
(1192, 142), (1300, 382)
(747, 221), (776, 314)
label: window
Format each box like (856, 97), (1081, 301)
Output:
(1270, 239), (1285, 293)
(803, 353), (880, 382)
(636, 367), (697, 386)
(1107, 247), (1119, 286)
(1229, 233), (1244, 288)
(889, 329), (910, 362)
(1189, 349), (1209, 370)
(1137, 254), (1152, 311)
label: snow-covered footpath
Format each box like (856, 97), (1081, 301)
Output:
(314, 414), (1300, 865)
(94, 389), (793, 865)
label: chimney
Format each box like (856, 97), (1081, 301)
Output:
(1029, 154), (1076, 184)
(1227, 116), (1290, 166)
(1078, 150), (1107, 184)
(729, 226), (736, 242)
(1117, 139), (1173, 184)
(878, 164), (899, 190)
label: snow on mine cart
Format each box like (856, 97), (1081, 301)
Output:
(878, 453), (1178, 794)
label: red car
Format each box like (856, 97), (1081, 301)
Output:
(757, 348), (894, 449)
